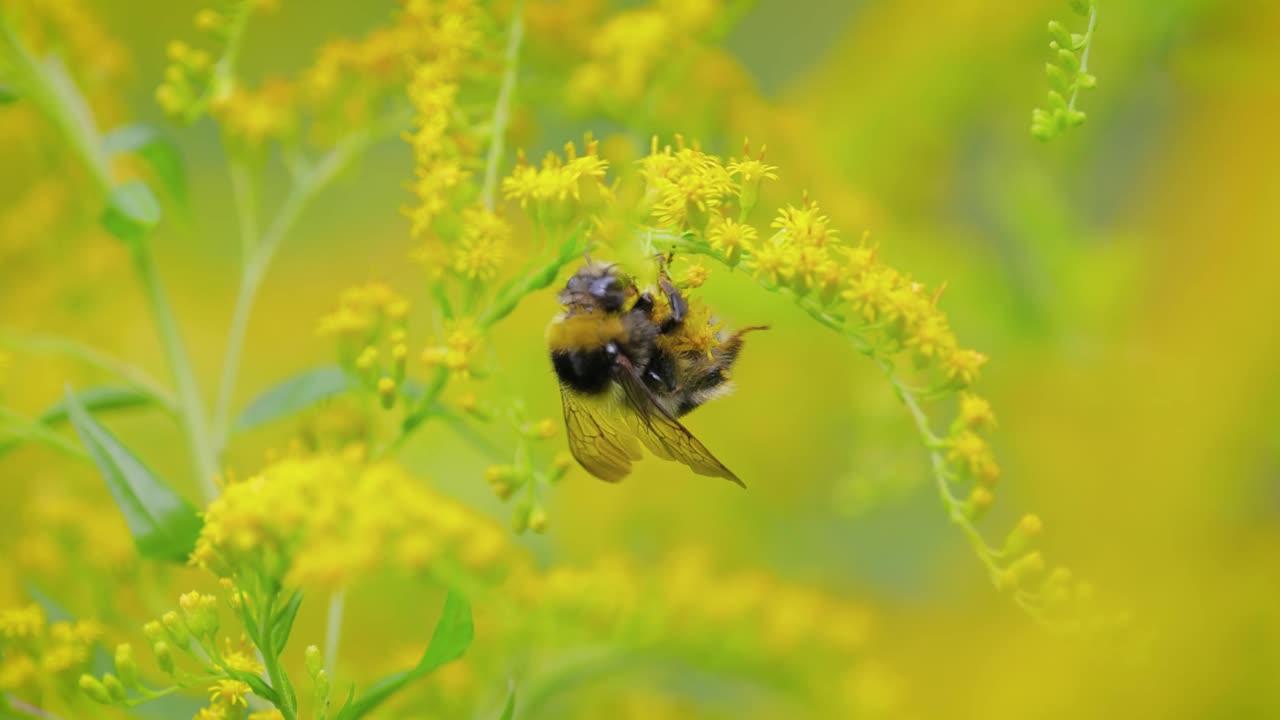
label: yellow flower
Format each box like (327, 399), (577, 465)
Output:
(704, 215), (756, 267)
(727, 141), (779, 185)
(641, 137), (736, 229)
(946, 430), (994, 477)
(248, 711), (285, 720)
(502, 138), (609, 210)
(209, 678), (251, 709)
(221, 636), (264, 675)
(0, 605), (45, 640)
(211, 80), (296, 146)
(680, 260), (710, 289)
(772, 198), (837, 249)
(190, 453), (515, 590)
(452, 207), (511, 280)
(423, 319), (483, 377)
(750, 238), (797, 285)
(942, 347), (989, 387)
(958, 393), (997, 430)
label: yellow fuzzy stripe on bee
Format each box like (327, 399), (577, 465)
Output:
(546, 313), (626, 350)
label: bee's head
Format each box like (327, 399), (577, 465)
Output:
(558, 262), (630, 313)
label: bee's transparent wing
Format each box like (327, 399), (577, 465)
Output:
(613, 356), (744, 487)
(559, 385), (643, 482)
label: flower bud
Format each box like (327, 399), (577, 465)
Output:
(378, 376), (397, 409)
(79, 675), (112, 704)
(143, 620), (165, 645)
(153, 641), (176, 676)
(1001, 513), (1042, 557)
(315, 668), (331, 700)
(115, 643), (140, 688)
(964, 487), (994, 522)
(529, 505), (549, 534)
(102, 673), (127, 702)
(305, 645), (324, 680)
(161, 611), (189, 646)
(1001, 551), (1045, 589)
(510, 501), (532, 534)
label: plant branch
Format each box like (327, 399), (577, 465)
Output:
(480, 0), (525, 211)
(1068, 4), (1098, 113)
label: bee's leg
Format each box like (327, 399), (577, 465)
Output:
(672, 326), (768, 416)
(657, 275), (687, 334)
(711, 325), (769, 373)
(632, 291), (655, 315)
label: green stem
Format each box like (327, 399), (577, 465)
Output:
(211, 132), (372, 456)
(0, 330), (178, 412)
(131, 243), (219, 501)
(323, 590), (345, 674)
(2, 14), (219, 500)
(480, 0), (524, 210)
(1068, 4), (1098, 113)
(0, 18), (109, 189)
(258, 594), (299, 720)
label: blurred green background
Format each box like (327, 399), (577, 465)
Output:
(3, 0), (1279, 717)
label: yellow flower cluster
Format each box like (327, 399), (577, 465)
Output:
(421, 318), (482, 379)
(452, 206), (511, 281)
(210, 79), (295, 148)
(3, 0), (129, 86)
(155, 1), (266, 121)
(566, 0), (723, 110)
(191, 452), (512, 591)
(505, 547), (896, 715)
(12, 490), (135, 581)
(641, 136), (736, 230)
(0, 605), (100, 696)
(402, 0), (486, 239)
(501, 138), (610, 220)
(316, 282), (414, 409)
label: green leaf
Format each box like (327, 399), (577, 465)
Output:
(336, 591), (473, 720)
(270, 590), (304, 653)
(101, 180), (162, 243)
(103, 124), (189, 214)
(0, 83), (17, 103)
(1, 387), (155, 459)
(225, 667), (280, 705)
(40, 386), (156, 425)
(236, 366), (349, 431)
(63, 387), (202, 562)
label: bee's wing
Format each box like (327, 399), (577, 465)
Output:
(559, 384), (643, 482)
(613, 355), (744, 487)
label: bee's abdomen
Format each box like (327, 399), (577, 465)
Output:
(551, 349), (614, 395)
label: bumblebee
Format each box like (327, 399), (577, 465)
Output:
(547, 259), (765, 485)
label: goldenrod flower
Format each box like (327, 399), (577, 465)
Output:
(453, 207), (511, 280)
(641, 137), (735, 230)
(209, 678), (251, 708)
(706, 215), (757, 265)
(772, 198), (837, 249)
(958, 393), (997, 430)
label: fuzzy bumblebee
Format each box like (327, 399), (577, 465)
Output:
(547, 260), (765, 485)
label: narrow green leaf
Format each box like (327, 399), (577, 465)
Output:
(236, 366), (349, 431)
(0, 407), (92, 462)
(238, 597), (263, 649)
(225, 667), (280, 705)
(336, 591), (473, 720)
(101, 180), (162, 243)
(64, 387), (202, 562)
(103, 124), (189, 214)
(39, 386), (156, 425)
(270, 590), (304, 653)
